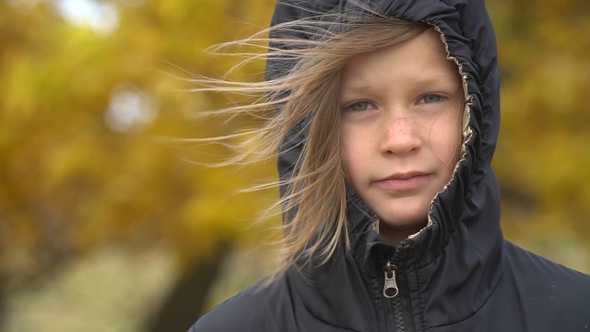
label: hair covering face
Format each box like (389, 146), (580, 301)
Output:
(268, 0), (500, 246)
(267, 0), (503, 326)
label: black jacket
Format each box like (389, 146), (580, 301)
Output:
(190, 0), (590, 331)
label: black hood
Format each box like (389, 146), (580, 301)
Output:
(267, 0), (503, 326)
(268, 0), (501, 232)
(191, 1), (590, 331)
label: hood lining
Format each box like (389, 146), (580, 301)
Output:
(406, 22), (474, 242)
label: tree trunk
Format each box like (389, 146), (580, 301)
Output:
(144, 244), (231, 332)
(0, 291), (5, 331)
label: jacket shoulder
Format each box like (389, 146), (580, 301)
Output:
(501, 241), (590, 327)
(504, 240), (590, 290)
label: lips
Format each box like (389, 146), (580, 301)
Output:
(376, 171), (432, 192)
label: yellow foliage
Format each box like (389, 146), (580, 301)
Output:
(1, 0), (589, 282)
(491, 0), (590, 270)
(0, 0), (276, 281)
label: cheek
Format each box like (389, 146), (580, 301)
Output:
(340, 130), (364, 182)
(432, 115), (463, 167)
(340, 134), (355, 177)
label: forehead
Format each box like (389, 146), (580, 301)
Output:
(340, 29), (457, 85)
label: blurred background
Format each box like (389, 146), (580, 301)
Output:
(1, 0), (589, 331)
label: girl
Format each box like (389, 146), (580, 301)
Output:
(191, 0), (590, 331)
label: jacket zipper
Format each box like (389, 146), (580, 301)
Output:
(383, 261), (399, 298)
(381, 256), (408, 332)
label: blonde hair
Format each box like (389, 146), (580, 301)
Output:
(194, 9), (429, 279)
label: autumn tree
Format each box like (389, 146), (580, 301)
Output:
(0, 0), (276, 330)
(490, 0), (590, 264)
(1, 0), (589, 331)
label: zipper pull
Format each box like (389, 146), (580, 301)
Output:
(383, 261), (399, 298)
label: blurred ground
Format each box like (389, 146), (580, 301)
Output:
(3, 245), (276, 332)
(3, 247), (176, 332)
(4, 240), (587, 332)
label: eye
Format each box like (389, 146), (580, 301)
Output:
(344, 101), (375, 112)
(418, 94), (445, 104)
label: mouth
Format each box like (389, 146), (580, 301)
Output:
(376, 171), (432, 192)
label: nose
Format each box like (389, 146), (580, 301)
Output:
(379, 114), (422, 156)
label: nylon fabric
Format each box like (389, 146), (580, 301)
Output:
(190, 1), (590, 331)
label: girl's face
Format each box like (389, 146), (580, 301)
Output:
(339, 29), (463, 245)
